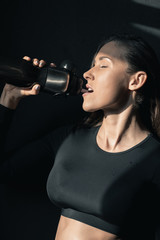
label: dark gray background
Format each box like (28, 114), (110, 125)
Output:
(0, 0), (160, 239)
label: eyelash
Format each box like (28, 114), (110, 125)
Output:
(91, 64), (108, 68)
(100, 65), (108, 68)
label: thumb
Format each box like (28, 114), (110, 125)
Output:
(21, 84), (41, 96)
(34, 84), (41, 91)
(32, 84), (41, 94)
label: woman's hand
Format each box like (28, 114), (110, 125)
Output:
(0, 56), (56, 109)
(0, 83), (41, 110)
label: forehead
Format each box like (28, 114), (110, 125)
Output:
(95, 41), (126, 61)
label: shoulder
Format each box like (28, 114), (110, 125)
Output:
(45, 124), (99, 146)
(70, 124), (99, 137)
(149, 133), (160, 151)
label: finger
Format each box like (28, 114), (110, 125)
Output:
(33, 58), (39, 66)
(23, 56), (31, 61)
(21, 84), (40, 96)
(50, 62), (56, 67)
(39, 59), (46, 68)
(33, 84), (40, 92)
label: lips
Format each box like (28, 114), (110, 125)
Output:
(81, 84), (94, 94)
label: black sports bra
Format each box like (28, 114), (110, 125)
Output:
(46, 126), (160, 238)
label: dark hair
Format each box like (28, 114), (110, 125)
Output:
(84, 33), (160, 137)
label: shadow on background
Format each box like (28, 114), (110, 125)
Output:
(0, 0), (160, 240)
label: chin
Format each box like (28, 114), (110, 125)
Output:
(82, 102), (99, 112)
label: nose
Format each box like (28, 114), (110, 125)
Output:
(83, 68), (94, 81)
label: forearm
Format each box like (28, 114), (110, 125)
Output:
(0, 98), (51, 183)
(0, 83), (40, 109)
(0, 104), (14, 154)
(0, 102), (52, 183)
(0, 85), (20, 109)
(0, 136), (53, 184)
(0, 82), (40, 155)
(0, 117), (73, 183)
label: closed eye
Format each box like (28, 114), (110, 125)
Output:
(100, 65), (108, 68)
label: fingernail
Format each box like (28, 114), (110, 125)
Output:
(23, 56), (30, 61)
(33, 60), (38, 65)
(35, 85), (40, 91)
(50, 63), (56, 67)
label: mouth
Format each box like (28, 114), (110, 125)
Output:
(81, 84), (94, 95)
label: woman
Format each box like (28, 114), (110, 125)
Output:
(0, 33), (160, 240)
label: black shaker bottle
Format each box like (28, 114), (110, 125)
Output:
(0, 57), (83, 95)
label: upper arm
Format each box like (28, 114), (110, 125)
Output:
(0, 124), (74, 184)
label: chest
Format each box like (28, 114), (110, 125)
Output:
(48, 132), (152, 215)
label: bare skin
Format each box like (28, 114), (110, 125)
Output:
(0, 43), (150, 239)
(83, 41), (149, 153)
(55, 215), (121, 240)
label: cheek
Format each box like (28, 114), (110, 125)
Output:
(107, 83), (129, 108)
(82, 74), (129, 112)
(97, 78), (126, 104)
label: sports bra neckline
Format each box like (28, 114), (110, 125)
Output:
(93, 125), (153, 155)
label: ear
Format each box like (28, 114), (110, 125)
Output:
(128, 71), (147, 91)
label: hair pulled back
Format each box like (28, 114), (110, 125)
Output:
(84, 33), (160, 137)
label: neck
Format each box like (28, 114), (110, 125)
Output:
(98, 105), (149, 152)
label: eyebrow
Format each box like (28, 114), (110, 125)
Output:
(99, 56), (113, 62)
(92, 56), (113, 65)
